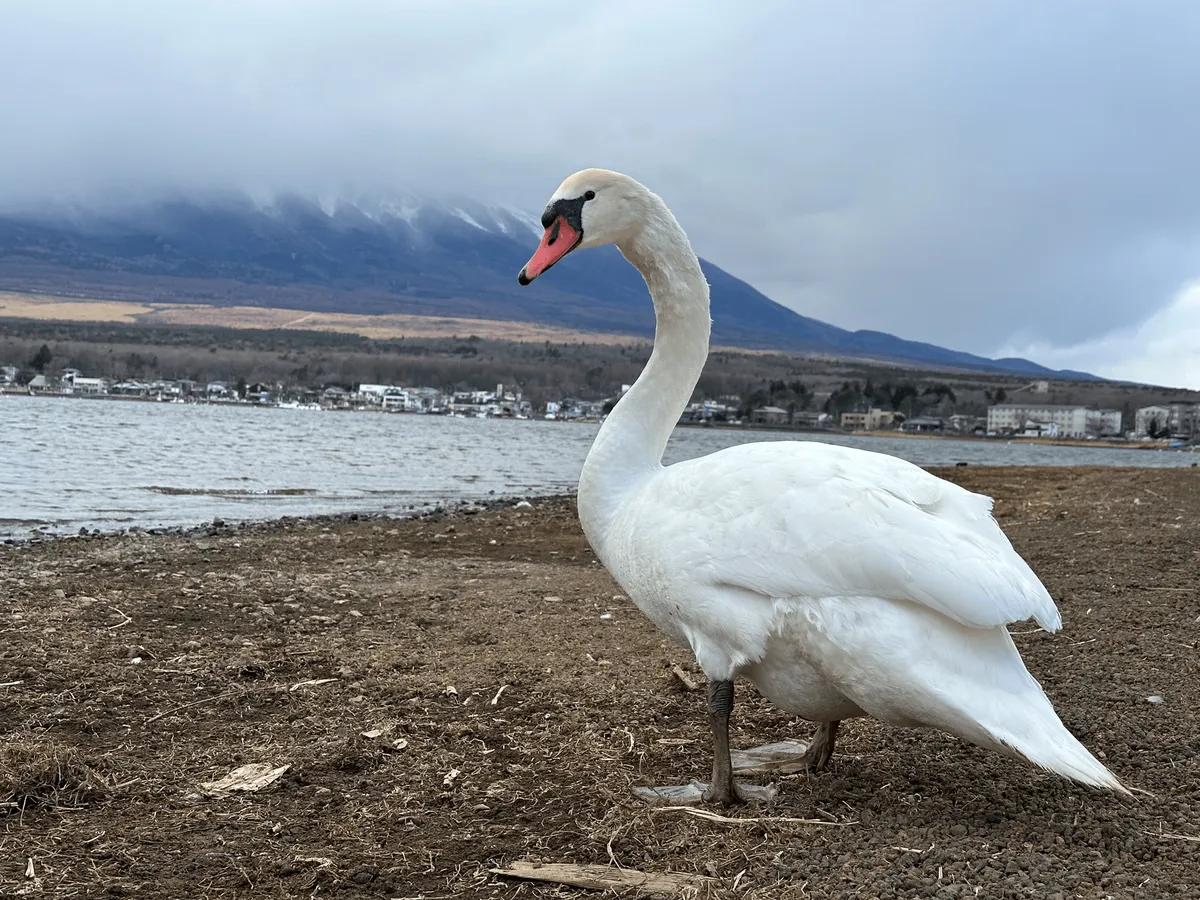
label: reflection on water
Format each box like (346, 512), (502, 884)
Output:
(2, 394), (1194, 538)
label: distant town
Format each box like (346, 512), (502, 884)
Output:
(2, 360), (1197, 444)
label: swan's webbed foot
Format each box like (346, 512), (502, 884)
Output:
(632, 713), (842, 804)
(701, 769), (752, 807)
(632, 780), (777, 806)
(632, 679), (776, 807)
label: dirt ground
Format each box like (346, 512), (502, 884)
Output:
(1, 466), (1198, 899)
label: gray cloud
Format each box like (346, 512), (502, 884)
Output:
(3, 1), (1200, 380)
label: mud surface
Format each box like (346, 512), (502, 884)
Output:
(1, 466), (1198, 898)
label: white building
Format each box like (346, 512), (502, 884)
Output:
(948, 414), (986, 434)
(839, 408), (896, 430)
(684, 399), (737, 422)
(61, 370), (109, 394)
(1135, 402), (1199, 438)
(1167, 402), (1199, 438)
(1134, 405), (1171, 438)
(405, 387), (442, 412)
(1086, 408), (1123, 436)
(357, 384), (392, 403)
(149, 380), (184, 400)
(357, 384), (442, 411)
(987, 404), (1122, 438)
(376, 390), (403, 410)
(449, 384), (528, 417)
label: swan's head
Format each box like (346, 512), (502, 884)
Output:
(517, 168), (648, 285)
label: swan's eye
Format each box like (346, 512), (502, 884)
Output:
(584, 190), (596, 201)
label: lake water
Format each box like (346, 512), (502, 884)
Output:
(2, 394), (1195, 539)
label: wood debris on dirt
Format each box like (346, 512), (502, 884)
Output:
(651, 805), (857, 828)
(196, 763), (290, 797)
(669, 663), (699, 691)
(491, 860), (715, 896)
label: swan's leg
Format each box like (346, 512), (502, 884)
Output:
(799, 720), (840, 771)
(630, 679), (777, 806)
(701, 679), (743, 806)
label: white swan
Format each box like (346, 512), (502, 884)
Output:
(517, 169), (1126, 805)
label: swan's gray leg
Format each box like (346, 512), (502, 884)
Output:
(631, 679), (777, 806)
(701, 679), (743, 806)
(799, 720), (840, 771)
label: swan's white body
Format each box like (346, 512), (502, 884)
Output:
(589, 442), (1123, 789)
(522, 168), (1124, 794)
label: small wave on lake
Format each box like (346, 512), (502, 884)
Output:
(2, 394), (1196, 540)
(142, 486), (318, 497)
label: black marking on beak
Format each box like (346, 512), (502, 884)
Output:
(541, 194), (587, 233)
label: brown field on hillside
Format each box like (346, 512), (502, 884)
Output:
(0, 293), (159, 324)
(0, 291), (641, 345)
(1, 466), (1199, 898)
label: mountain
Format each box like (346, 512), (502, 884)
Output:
(0, 193), (1094, 379)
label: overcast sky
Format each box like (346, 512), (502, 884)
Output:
(3, 1), (1199, 387)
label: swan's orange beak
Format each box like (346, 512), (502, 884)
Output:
(517, 216), (582, 285)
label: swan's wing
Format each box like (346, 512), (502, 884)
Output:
(649, 442), (1062, 632)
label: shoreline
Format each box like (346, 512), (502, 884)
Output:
(8, 390), (1192, 449)
(0, 492), (565, 547)
(8, 460), (1198, 548)
(848, 428), (1189, 451)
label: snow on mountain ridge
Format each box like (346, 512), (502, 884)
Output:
(1, 186), (550, 243)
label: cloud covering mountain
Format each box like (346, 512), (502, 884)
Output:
(0, 192), (1095, 378)
(2, 2), (1198, 384)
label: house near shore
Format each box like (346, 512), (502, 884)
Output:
(148, 379), (185, 400)
(840, 408), (896, 431)
(404, 387), (442, 412)
(753, 406), (789, 426)
(948, 414), (986, 434)
(450, 384), (530, 417)
(60, 369), (109, 395)
(111, 380), (151, 396)
(791, 411), (829, 428)
(381, 389), (409, 411)
(358, 384), (415, 410)
(550, 397), (606, 420)
(682, 400), (737, 422)
(206, 381), (236, 401)
(0, 365), (18, 385)
(901, 416), (945, 433)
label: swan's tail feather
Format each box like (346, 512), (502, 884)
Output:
(780, 597), (1129, 794)
(982, 698), (1129, 796)
(923, 626), (1130, 795)
(1005, 735), (1129, 795)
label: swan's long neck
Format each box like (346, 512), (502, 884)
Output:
(577, 201), (711, 547)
